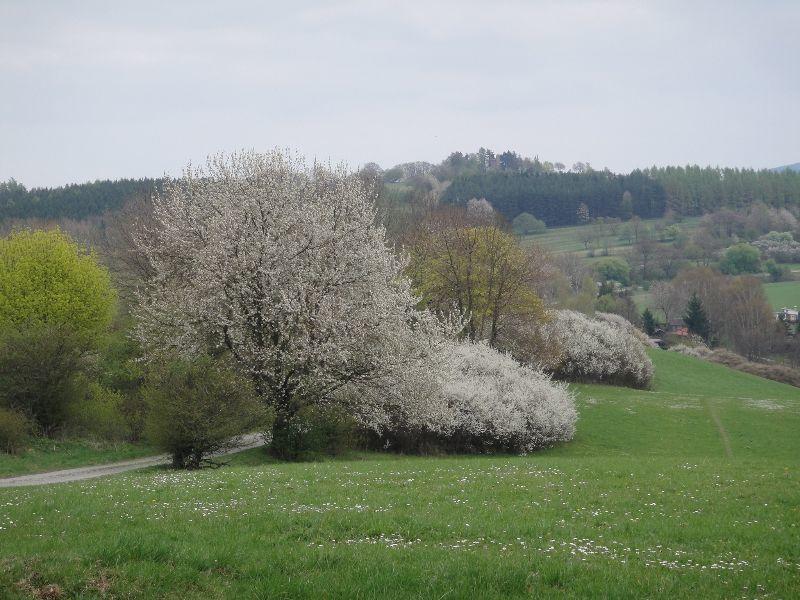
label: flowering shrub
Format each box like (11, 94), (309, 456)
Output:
(366, 341), (577, 454)
(537, 310), (654, 388)
(441, 342), (577, 452)
(594, 312), (651, 345)
(751, 232), (800, 263)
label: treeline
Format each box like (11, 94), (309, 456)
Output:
(643, 166), (800, 215)
(440, 170), (666, 226)
(4, 151), (800, 226)
(0, 178), (161, 221)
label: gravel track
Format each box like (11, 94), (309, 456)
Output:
(0, 433), (265, 488)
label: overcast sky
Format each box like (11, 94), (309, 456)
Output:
(1, 0), (798, 188)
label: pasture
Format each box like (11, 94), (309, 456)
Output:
(764, 280), (800, 310)
(1, 351), (798, 598)
(519, 217), (702, 263)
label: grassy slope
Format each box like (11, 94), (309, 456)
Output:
(764, 280), (800, 310)
(1, 352), (799, 598)
(519, 218), (701, 260)
(0, 439), (157, 478)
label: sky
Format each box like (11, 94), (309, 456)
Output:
(1, 0), (798, 188)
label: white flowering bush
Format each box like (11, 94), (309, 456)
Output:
(368, 341), (577, 453)
(594, 312), (651, 346)
(751, 232), (800, 262)
(537, 310), (654, 388)
(442, 342), (577, 452)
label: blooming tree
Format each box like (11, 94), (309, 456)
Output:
(134, 150), (452, 452)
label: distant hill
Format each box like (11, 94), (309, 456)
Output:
(773, 162), (800, 173)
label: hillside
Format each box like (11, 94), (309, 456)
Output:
(773, 162), (800, 173)
(1, 351), (797, 598)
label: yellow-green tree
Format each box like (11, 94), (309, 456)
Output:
(0, 229), (116, 430)
(408, 217), (547, 346)
(0, 229), (115, 340)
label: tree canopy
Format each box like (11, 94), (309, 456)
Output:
(0, 229), (116, 342)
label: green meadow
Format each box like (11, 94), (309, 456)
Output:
(764, 280), (800, 310)
(1, 351), (799, 598)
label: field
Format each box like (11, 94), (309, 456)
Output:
(764, 280), (800, 310)
(520, 218), (702, 263)
(1, 352), (799, 598)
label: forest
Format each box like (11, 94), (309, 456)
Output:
(4, 149), (800, 227)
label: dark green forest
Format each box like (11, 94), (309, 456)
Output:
(439, 158), (800, 226)
(0, 178), (161, 221)
(3, 152), (800, 225)
(441, 170), (666, 225)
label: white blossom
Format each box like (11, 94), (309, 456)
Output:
(441, 341), (577, 452)
(370, 341), (577, 452)
(134, 150), (454, 427)
(536, 310), (654, 388)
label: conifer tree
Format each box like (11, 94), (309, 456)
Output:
(683, 293), (711, 342)
(642, 308), (657, 336)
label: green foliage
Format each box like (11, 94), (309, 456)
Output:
(719, 243), (761, 275)
(143, 356), (270, 469)
(0, 229), (119, 433)
(661, 224), (681, 241)
(764, 258), (790, 282)
(0, 407), (29, 454)
(64, 382), (128, 441)
(270, 404), (362, 460)
(0, 324), (86, 432)
(0, 178), (160, 221)
(511, 212), (546, 235)
(641, 308), (658, 336)
(96, 321), (147, 440)
(409, 225), (546, 345)
(593, 257), (630, 285)
(0, 229), (116, 345)
(684, 293), (711, 342)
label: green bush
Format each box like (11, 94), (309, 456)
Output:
(512, 212), (546, 235)
(0, 324), (86, 433)
(719, 243), (761, 275)
(0, 407), (29, 454)
(593, 257), (631, 285)
(271, 404), (362, 460)
(65, 381), (128, 441)
(143, 356), (270, 469)
(765, 259), (790, 282)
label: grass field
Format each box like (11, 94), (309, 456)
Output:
(764, 280), (800, 310)
(0, 439), (156, 478)
(520, 218), (702, 263)
(1, 352), (799, 598)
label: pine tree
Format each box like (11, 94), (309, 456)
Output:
(642, 308), (657, 336)
(683, 293), (711, 342)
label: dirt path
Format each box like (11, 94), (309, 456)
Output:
(706, 403), (734, 459)
(0, 433), (265, 488)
